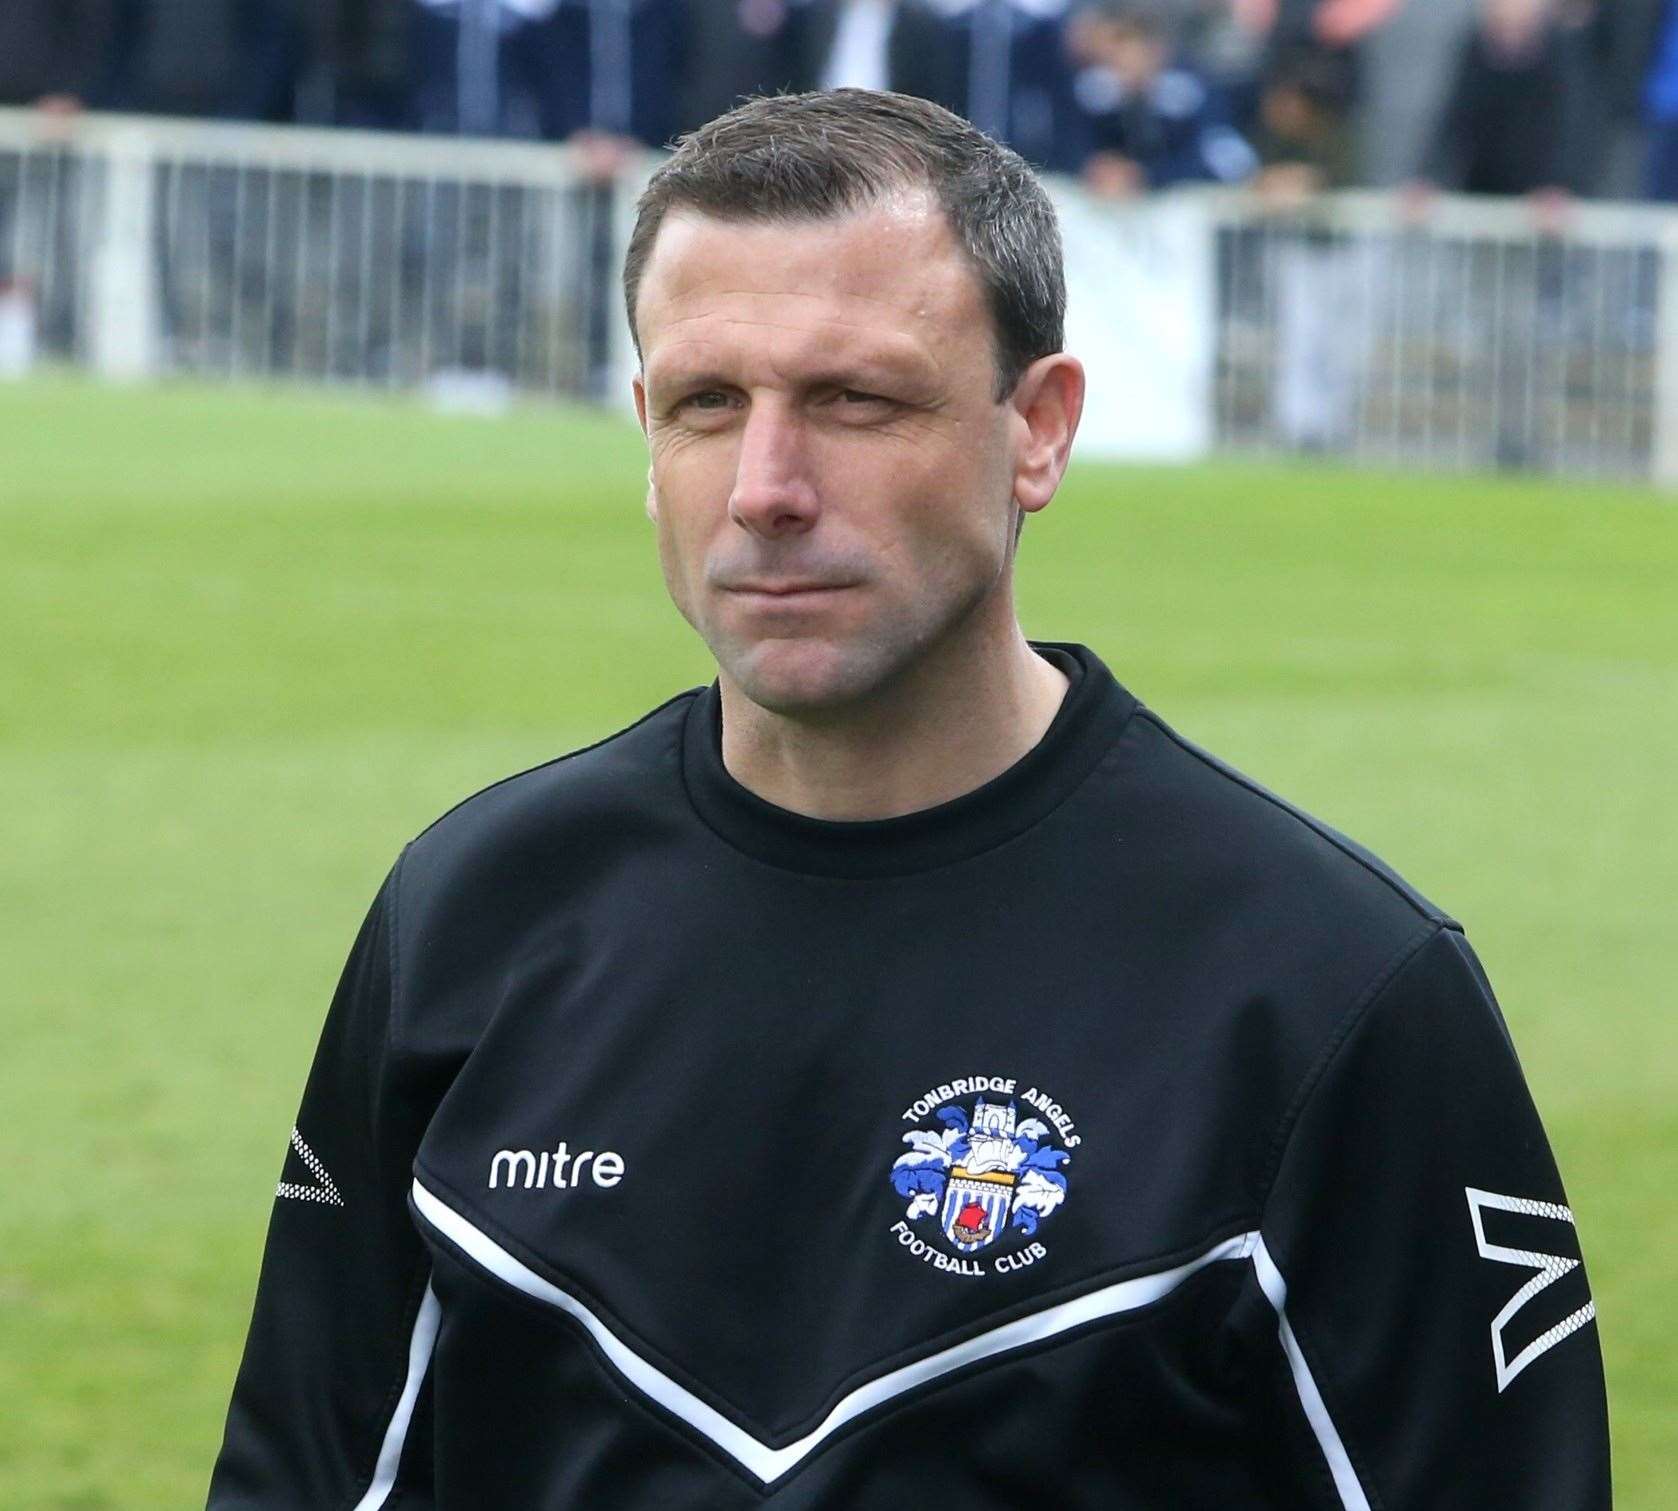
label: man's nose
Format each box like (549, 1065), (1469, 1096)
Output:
(727, 402), (820, 538)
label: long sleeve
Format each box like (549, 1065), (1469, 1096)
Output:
(1254, 925), (1610, 1507)
(207, 865), (438, 1509)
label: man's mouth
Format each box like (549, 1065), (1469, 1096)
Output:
(724, 581), (856, 600)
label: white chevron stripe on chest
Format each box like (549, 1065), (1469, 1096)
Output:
(410, 1178), (1364, 1498)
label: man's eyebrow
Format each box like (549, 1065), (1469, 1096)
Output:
(804, 359), (930, 390)
(640, 365), (721, 389)
(645, 365), (731, 396)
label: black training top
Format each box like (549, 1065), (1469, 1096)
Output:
(208, 643), (1610, 1508)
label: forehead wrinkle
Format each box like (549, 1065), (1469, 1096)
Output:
(658, 283), (960, 323)
(656, 311), (901, 336)
(648, 290), (949, 338)
(637, 200), (989, 375)
(665, 257), (972, 317)
(644, 224), (978, 317)
(644, 313), (944, 388)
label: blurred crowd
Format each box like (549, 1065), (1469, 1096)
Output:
(4, 0), (1678, 203)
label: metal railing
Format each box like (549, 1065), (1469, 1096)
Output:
(3, 107), (1675, 485)
(0, 109), (637, 402)
(1209, 191), (1678, 484)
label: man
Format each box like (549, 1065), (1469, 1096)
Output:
(1422, 0), (1578, 200)
(0, 0), (120, 361)
(893, 0), (1087, 173)
(676, 0), (811, 136)
(104, 0), (303, 121)
(1067, 1), (1258, 198)
(208, 90), (1610, 1506)
(404, 0), (680, 147)
(0, 0), (118, 113)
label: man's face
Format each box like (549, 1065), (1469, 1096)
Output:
(632, 193), (1028, 716)
(1482, 0), (1546, 50)
(1087, 23), (1167, 92)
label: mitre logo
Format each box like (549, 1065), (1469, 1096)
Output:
(888, 1075), (1077, 1278)
(487, 1142), (625, 1191)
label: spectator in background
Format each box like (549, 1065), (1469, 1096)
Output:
(678, 0), (812, 135)
(1250, 35), (1356, 195)
(406, 0), (680, 157)
(0, 0), (121, 361)
(105, 0), (303, 121)
(1416, 0), (1586, 466)
(1254, 0), (1401, 49)
(289, 0), (416, 129)
(1421, 0), (1575, 205)
(1077, 0), (1268, 92)
(400, 0), (683, 400)
(1241, 0), (1405, 95)
(1567, 0), (1663, 199)
(897, 0), (1084, 173)
(1247, 40), (1367, 451)
(1067, 1), (1257, 196)
(1245, 0), (1403, 180)
(803, 0), (933, 95)
(1534, 1), (1631, 200)
(1248, 0), (1404, 67)
(675, 0), (964, 145)
(0, 0), (119, 113)
(1641, 0), (1678, 199)
(408, 0), (551, 138)
(533, 0), (682, 157)
(1173, 0), (1273, 114)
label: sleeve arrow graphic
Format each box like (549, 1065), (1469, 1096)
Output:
(1465, 1187), (1595, 1392)
(278, 1125), (345, 1208)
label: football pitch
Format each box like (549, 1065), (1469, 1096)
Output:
(2, 377), (1673, 1506)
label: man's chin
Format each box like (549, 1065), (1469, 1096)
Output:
(719, 637), (897, 718)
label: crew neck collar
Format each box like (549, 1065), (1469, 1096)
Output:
(679, 642), (1137, 879)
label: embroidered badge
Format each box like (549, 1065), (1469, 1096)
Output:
(889, 1075), (1077, 1277)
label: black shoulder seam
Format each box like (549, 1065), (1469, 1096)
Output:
(1135, 709), (1453, 926)
(1255, 921), (1446, 1221)
(384, 843), (409, 1088)
(407, 688), (704, 845)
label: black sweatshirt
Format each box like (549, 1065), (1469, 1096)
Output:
(1427, 25), (1574, 196)
(208, 643), (1610, 1508)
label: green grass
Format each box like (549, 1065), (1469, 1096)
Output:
(3, 377), (1673, 1506)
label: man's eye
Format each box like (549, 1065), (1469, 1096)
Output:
(683, 391), (731, 411)
(841, 390), (885, 404)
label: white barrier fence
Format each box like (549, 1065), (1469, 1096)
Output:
(4, 108), (1676, 485)
(1206, 192), (1678, 484)
(0, 110), (637, 404)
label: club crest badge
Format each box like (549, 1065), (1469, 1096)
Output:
(889, 1075), (1079, 1278)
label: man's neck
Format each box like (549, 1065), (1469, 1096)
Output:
(717, 630), (1071, 821)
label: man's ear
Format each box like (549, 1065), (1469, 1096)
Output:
(1009, 353), (1085, 517)
(633, 375), (659, 523)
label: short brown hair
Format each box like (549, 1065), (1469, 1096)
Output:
(622, 89), (1066, 400)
